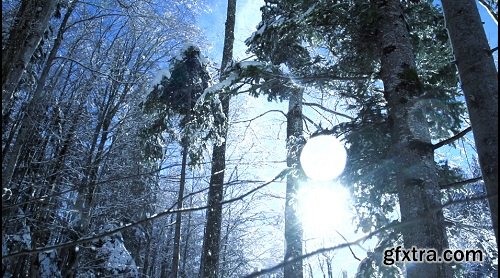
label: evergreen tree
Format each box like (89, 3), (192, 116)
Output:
(142, 45), (214, 164)
(142, 45), (213, 277)
(248, 3), (316, 277)
(200, 0), (237, 277)
(371, 1), (451, 276)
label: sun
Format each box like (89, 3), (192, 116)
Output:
(300, 135), (347, 181)
(297, 181), (352, 238)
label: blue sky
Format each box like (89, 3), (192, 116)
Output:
(197, 0), (261, 62)
(198, 0), (498, 67)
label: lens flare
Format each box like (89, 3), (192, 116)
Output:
(300, 135), (347, 181)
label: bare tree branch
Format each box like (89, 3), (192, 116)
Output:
(303, 101), (354, 120)
(2, 168), (291, 260)
(243, 192), (498, 277)
(440, 176), (483, 190)
(232, 109), (287, 124)
(433, 126), (472, 150)
(54, 56), (137, 84)
(335, 230), (361, 261)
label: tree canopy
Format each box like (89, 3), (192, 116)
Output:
(1, 0), (497, 277)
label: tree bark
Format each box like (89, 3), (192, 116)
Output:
(171, 144), (188, 278)
(2, 0), (58, 112)
(199, 0), (236, 277)
(284, 87), (304, 278)
(373, 0), (451, 277)
(441, 0), (499, 248)
(180, 193), (194, 277)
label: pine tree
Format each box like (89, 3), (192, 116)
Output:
(142, 45), (211, 277)
(246, 2), (314, 276)
(200, 0), (237, 277)
(371, 1), (451, 276)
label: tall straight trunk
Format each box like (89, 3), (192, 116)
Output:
(180, 193), (194, 277)
(199, 0), (236, 277)
(218, 206), (232, 278)
(440, 0), (498, 247)
(373, 0), (451, 277)
(160, 213), (176, 278)
(30, 101), (82, 277)
(284, 87), (304, 278)
(25, 8), (79, 275)
(2, 0), (58, 111)
(142, 233), (153, 277)
(171, 145), (188, 278)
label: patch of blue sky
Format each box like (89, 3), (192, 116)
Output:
(197, 0), (264, 63)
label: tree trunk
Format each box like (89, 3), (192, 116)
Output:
(171, 144), (188, 278)
(218, 203), (232, 278)
(25, 7), (79, 275)
(441, 0), (498, 248)
(160, 213), (175, 278)
(284, 87), (304, 278)
(200, 0), (236, 277)
(373, 0), (451, 277)
(2, 0), (58, 111)
(180, 193), (194, 278)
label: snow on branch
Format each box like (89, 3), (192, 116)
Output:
(243, 192), (497, 278)
(1, 169), (291, 260)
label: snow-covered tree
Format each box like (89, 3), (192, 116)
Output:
(200, 0), (237, 277)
